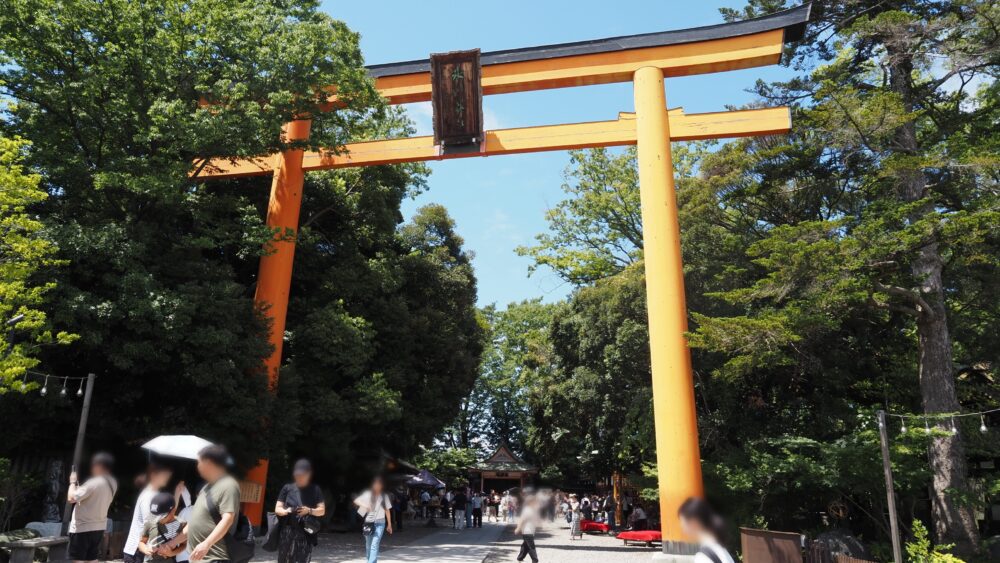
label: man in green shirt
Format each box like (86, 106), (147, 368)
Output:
(183, 445), (241, 562)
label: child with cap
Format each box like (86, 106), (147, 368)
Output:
(138, 492), (188, 563)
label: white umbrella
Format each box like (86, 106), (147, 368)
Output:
(142, 435), (213, 460)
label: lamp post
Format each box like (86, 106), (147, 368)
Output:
(61, 373), (96, 535)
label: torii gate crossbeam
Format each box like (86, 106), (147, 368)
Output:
(201, 6), (811, 559)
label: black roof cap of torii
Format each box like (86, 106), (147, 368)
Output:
(366, 3), (811, 79)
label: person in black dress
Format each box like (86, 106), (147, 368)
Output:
(275, 460), (326, 563)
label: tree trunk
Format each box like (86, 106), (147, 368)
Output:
(889, 55), (981, 556)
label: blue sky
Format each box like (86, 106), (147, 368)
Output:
(319, 0), (796, 308)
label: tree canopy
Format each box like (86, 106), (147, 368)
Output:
(0, 0), (482, 489)
(506, 1), (999, 557)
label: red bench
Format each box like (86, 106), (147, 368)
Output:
(580, 519), (611, 533)
(617, 530), (663, 547)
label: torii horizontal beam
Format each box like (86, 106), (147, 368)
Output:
(327, 4), (810, 106)
(192, 106), (790, 180)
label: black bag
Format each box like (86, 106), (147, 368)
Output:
(361, 493), (387, 536)
(261, 512), (282, 553)
(301, 515), (321, 535)
(204, 483), (256, 563)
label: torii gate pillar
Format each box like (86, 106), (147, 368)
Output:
(634, 66), (704, 558)
(244, 118), (312, 525)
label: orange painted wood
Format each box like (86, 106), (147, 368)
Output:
(192, 107), (790, 180)
(323, 30), (784, 107)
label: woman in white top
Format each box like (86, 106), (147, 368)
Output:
(353, 476), (393, 563)
(678, 497), (735, 563)
(123, 465), (172, 563)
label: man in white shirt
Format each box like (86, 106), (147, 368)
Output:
(420, 490), (431, 517)
(471, 493), (484, 528)
(514, 495), (540, 563)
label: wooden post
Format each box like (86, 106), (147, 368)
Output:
(61, 373), (96, 535)
(243, 119), (311, 526)
(877, 410), (903, 563)
(634, 65), (703, 557)
(613, 471), (623, 528)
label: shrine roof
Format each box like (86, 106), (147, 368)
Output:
(470, 445), (538, 473)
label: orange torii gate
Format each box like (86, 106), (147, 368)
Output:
(196, 5), (809, 557)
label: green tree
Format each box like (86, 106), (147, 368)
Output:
(693, 0), (1000, 553)
(0, 136), (76, 393)
(0, 0), (381, 465)
(517, 148), (643, 284)
(476, 299), (559, 455)
(413, 446), (479, 489)
(273, 198), (483, 485)
(526, 265), (655, 483)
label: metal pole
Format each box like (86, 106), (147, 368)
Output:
(877, 410), (903, 563)
(61, 373), (95, 535)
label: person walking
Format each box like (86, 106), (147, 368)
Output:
(500, 493), (510, 523)
(393, 490), (406, 532)
(419, 489), (431, 518)
(274, 460), (326, 563)
(514, 495), (540, 563)
(678, 498), (735, 563)
(489, 491), (500, 522)
(452, 489), (467, 529)
(569, 501), (582, 540)
(464, 489), (473, 529)
(68, 452), (118, 563)
(471, 492), (483, 528)
(354, 476), (393, 563)
(124, 464), (173, 563)
(184, 445), (242, 563)
(603, 494), (617, 531)
(137, 492), (187, 563)
(506, 492), (518, 522)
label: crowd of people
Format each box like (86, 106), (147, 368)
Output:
(66, 451), (733, 563)
(413, 488), (520, 527)
(67, 446), (248, 563)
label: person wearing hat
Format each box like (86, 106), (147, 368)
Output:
(275, 459), (326, 563)
(138, 492), (187, 563)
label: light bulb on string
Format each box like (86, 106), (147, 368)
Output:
(59, 377), (67, 397)
(40, 375), (48, 397)
(981, 415), (988, 433)
(900, 419), (907, 434)
(950, 416), (958, 435)
(924, 417), (931, 435)
(76, 378), (84, 397)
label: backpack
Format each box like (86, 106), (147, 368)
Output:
(204, 483), (255, 563)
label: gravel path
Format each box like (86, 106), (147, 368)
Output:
(254, 519), (506, 563)
(253, 518), (660, 563)
(484, 520), (661, 563)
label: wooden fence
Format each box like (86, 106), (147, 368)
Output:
(741, 528), (878, 563)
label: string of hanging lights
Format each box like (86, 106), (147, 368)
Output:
(19, 370), (93, 397)
(877, 407), (1000, 435)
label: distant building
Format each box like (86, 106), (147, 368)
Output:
(469, 445), (538, 493)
